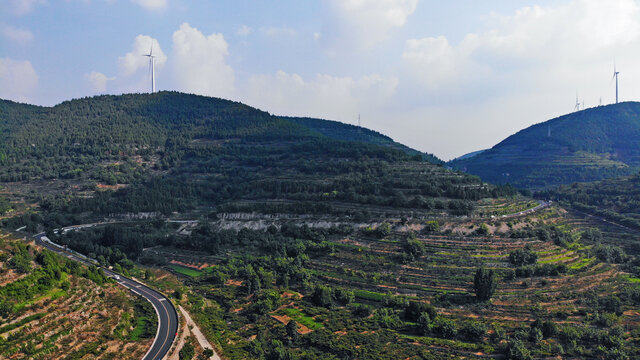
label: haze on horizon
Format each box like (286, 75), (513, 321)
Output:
(1, 0), (640, 160)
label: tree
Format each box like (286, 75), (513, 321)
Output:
(180, 341), (195, 360)
(505, 339), (532, 360)
(202, 348), (214, 359)
(312, 285), (334, 308)
(417, 312), (432, 335)
(473, 267), (497, 301)
(286, 320), (299, 345)
(509, 246), (538, 266)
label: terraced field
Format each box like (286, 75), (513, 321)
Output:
(142, 204), (639, 359)
(0, 235), (154, 359)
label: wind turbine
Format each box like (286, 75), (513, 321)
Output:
(613, 64), (620, 104)
(143, 44), (156, 93)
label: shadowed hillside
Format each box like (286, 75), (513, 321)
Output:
(449, 102), (640, 188)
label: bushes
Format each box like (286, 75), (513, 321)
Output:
(509, 246), (538, 267)
(514, 263), (567, 278)
(404, 238), (426, 261)
(431, 317), (457, 339)
(592, 244), (628, 264)
(461, 321), (487, 340)
(404, 301), (436, 322)
(505, 339), (532, 360)
(311, 285), (354, 308)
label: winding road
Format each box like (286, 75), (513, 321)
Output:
(33, 230), (178, 360)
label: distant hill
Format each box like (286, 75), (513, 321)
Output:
(285, 117), (441, 163)
(451, 149), (487, 162)
(449, 102), (640, 188)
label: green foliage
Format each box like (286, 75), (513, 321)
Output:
(508, 246), (538, 266)
(431, 317), (457, 339)
(179, 340), (195, 360)
(8, 243), (32, 274)
(404, 238), (426, 261)
(592, 244), (628, 264)
(404, 301), (436, 322)
(423, 220), (440, 233)
(286, 116), (441, 163)
(312, 285), (334, 308)
(451, 102), (640, 188)
(129, 298), (158, 340)
(505, 339), (532, 360)
(473, 268), (497, 301)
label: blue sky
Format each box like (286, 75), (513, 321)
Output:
(1, 0), (638, 159)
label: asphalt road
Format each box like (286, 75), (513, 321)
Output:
(33, 231), (178, 360)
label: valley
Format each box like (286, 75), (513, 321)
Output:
(0, 92), (638, 359)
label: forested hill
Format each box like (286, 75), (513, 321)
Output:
(449, 102), (640, 189)
(285, 116), (441, 163)
(0, 91), (518, 229)
(0, 92), (316, 171)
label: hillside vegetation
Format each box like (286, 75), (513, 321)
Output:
(0, 234), (154, 359)
(450, 102), (640, 188)
(1, 93), (639, 359)
(285, 116), (441, 163)
(0, 92), (515, 234)
(538, 174), (640, 230)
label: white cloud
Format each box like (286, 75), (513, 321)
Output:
(118, 35), (167, 77)
(172, 22), (235, 98)
(85, 71), (114, 93)
(130, 0), (167, 11)
(0, 58), (38, 103)
(313, 32), (321, 41)
(245, 71), (398, 121)
(397, 0), (640, 159)
(237, 25), (252, 36)
(404, 0), (640, 93)
(1, 24), (33, 43)
(5, 0), (45, 16)
(327, 0), (418, 50)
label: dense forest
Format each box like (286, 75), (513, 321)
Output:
(450, 102), (640, 189)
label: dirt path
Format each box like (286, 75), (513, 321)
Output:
(178, 305), (222, 360)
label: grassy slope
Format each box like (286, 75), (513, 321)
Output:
(449, 102), (640, 188)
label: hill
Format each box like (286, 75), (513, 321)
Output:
(449, 102), (640, 188)
(1, 92), (639, 359)
(285, 116), (441, 163)
(0, 92), (514, 232)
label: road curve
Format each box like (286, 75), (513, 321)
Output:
(33, 232), (178, 360)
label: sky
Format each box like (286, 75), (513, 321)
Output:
(1, 0), (639, 160)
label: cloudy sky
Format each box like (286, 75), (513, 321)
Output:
(1, 0), (639, 159)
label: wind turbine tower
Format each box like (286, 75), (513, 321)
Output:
(613, 65), (620, 104)
(143, 45), (156, 93)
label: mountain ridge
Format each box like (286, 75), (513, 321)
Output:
(449, 102), (640, 188)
